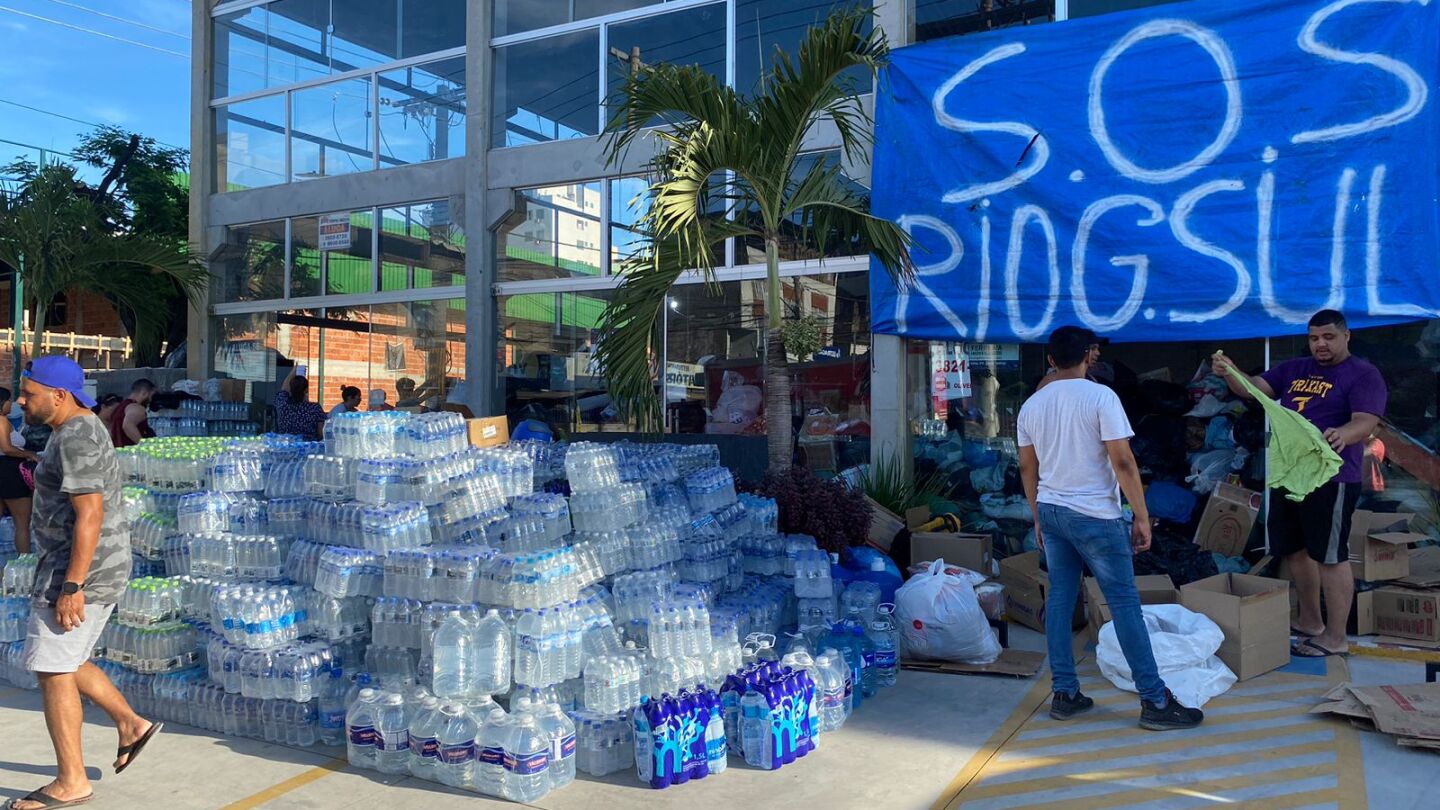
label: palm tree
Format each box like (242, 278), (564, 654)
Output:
(0, 164), (209, 361)
(600, 6), (913, 469)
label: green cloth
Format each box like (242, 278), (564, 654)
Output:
(1225, 368), (1342, 501)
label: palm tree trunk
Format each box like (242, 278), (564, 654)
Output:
(28, 298), (46, 360)
(764, 237), (792, 470)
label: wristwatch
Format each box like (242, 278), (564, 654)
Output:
(60, 581), (83, 595)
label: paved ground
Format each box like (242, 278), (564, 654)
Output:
(1, 629), (1436, 810)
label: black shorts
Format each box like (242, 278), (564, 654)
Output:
(0, 457), (30, 500)
(1268, 481), (1360, 565)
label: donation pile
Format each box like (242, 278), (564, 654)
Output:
(0, 413), (900, 798)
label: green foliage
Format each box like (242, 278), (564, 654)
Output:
(780, 314), (823, 362)
(860, 452), (947, 515)
(598, 5), (914, 459)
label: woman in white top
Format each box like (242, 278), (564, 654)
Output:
(328, 385), (362, 418)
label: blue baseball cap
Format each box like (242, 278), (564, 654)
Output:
(24, 356), (97, 408)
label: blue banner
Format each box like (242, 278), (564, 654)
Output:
(871, 0), (1440, 343)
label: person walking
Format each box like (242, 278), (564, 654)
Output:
(10, 356), (160, 810)
(0, 386), (38, 553)
(1018, 326), (1203, 730)
(1213, 309), (1386, 658)
(108, 379), (156, 449)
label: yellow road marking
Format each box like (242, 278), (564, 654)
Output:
(997, 762), (1337, 810)
(1228, 787), (1340, 809)
(1349, 644), (1440, 663)
(220, 757), (348, 810)
(958, 738), (1334, 800)
(1004, 704), (1315, 751)
(1326, 657), (1368, 810)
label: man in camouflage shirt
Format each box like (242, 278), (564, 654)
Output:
(11, 357), (160, 810)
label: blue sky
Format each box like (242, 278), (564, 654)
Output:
(0, 0), (191, 174)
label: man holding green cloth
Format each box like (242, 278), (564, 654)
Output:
(1213, 310), (1387, 658)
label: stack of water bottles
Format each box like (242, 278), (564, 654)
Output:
(1, 553), (37, 652)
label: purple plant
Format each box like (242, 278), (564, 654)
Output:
(753, 466), (873, 553)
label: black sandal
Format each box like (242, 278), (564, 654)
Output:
(115, 721), (163, 774)
(7, 790), (94, 809)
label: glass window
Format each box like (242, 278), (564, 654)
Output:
(214, 0), (465, 100)
(605, 5), (727, 116)
(216, 221), (287, 302)
(735, 150), (871, 265)
(498, 289), (621, 437)
(736, 0), (874, 96)
(1068, 0), (1185, 19)
(609, 176), (651, 269)
(665, 280), (768, 436)
(497, 183), (604, 281)
(364, 300), (469, 412)
(215, 95), (287, 192)
(289, 216), (323, 298)
(291, 77), (375, 180)
(493, 29), (601, 147)
(380, 201), (466, 291)
(379, 58), (467, 166)
(322, 210), (376, 296)
(493, 1), (662, 38)
(913, 0), (1054, 43)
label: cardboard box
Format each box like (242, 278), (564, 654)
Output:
(466, 416), (509, 449)
(1194, 483), (1262, 558)
(1352, 589), (1375, 636)
(910, 532), (993, 576)
(1180, 573), (1291, 681)
(1370, 586), (1440, 643)
(1349, 511), (1425, 582)
(214, 378), (246, 402)
(1084, 575), (1181, 644)
(997, 551), (1086, 633)
(865, 497), (904, 553)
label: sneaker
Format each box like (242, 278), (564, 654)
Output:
(1139, 689), (1204, 730)
(1049, 690), (1095, 720)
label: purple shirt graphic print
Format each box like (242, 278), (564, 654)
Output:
(1261, 356), (1387, 484)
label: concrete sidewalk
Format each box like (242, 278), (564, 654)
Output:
(1, 631), (1436, 810)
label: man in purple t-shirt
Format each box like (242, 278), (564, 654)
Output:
(1214, 310), (1387, 658)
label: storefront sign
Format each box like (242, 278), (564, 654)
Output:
(664, 361), (704, 402)
(872, 0), (1440, 343)
(963, 343), (1019, 366)
(931, 344), (972, 402)
(318, 214), (352, 251)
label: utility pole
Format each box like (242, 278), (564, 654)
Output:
(11, 257), (23, 392)
(609, 45), (644, 75)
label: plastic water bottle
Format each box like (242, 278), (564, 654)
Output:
(869, 618), (898, 689)
(431, 611), (478, 699)
(474, 708), (511, 798)
(407, 696), (443, 781)
(374, 692), (411, 775)
(473, 609), (511, 696)
(813, 653), (846, 732)
(535, 702), (576, 790)
(503, 711), (551, 802)
(346, 688), (380, 769)
(435, 701), (479, 789)
(851, 624), (878, 698)
(704, 690), (727, 774)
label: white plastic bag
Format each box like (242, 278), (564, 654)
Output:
(1096, 603), (1236, 708)
(895, 559), (1002, 665)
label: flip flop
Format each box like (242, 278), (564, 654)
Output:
(115, 721), (163, 774)
(1290, 625), (1321, 638)
(6, 790), (93, 809)
(1291, 639), (1347, 658)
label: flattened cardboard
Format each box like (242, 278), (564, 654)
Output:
(466, 415), (509, 449)
(899, 648), (1044, 678)
(1349, 683), (1440, 740)
(1084, 575), (1180, 644)
(1372, 635), (1440, 650)
(910, 532), (993, 576)
(866, 497), (904, 552)
(1180, 573), (1291, 680)
(998, 551), (1085, 633)
(1194, 483), (1262, 558)
(1370, 587), (1440, 642)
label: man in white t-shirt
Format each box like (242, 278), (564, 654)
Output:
(1017, 326), (1203, 731)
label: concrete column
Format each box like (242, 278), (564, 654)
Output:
(464, 0), (497, 416)
(187, 0), (217, 381)
(868, 0), (913, 475)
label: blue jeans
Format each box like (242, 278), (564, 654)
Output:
(1038, 503), (1167, 705)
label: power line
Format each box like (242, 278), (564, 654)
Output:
(40, 0), (190, 40)
(0, 97), (189, 152)
(0, 5), (188, 58)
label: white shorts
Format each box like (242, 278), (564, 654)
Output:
(23, 603), (114, 674)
